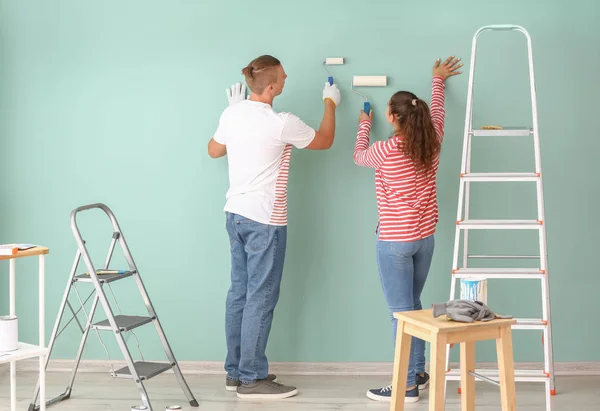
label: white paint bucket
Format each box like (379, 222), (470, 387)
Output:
(0, 315), (18, 352)
(460, 278), (488, 304)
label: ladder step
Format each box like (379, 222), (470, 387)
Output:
(74, 270), (136, 284)
(92, 315), (154, 332)
(513, 318), (547, 330)
(113, 361), (173, 380)
(467, 255), (539, 259)
(472, 127), (532, 137)
(461, 172), (539, 182)
(457, 220), (542, 229)
(446, 368), (549, 382)
(453, 268), (545, 279)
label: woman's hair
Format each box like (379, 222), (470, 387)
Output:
(388, 91), (440, 171)
(241, 55), (281, 95)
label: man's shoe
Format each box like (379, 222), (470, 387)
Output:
(236, 380), (297, 399)
(225, 374), (277, 392)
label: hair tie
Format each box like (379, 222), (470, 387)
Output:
(412, 99), (417, 106)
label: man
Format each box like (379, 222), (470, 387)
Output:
(208, 54), (341, 399)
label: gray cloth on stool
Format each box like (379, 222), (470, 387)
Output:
(432, 300), (512, 323)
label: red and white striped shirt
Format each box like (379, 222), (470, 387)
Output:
(353, 76), (445, 242)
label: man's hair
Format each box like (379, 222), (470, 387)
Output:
(241, 55), (281, 95)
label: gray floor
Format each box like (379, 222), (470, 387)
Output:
(0, 371), (597, 410)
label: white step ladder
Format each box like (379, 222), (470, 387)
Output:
(445, 25), (555, 411)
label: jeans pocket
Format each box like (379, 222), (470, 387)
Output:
(237, 218), (270, 252)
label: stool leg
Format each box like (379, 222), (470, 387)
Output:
(460, 342), (475, 411)
(497, 325), (517, 411)
(390, 320), (412, 411)
(429, 334), (447, 411)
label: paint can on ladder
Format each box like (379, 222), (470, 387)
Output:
(460, 278), (488, 304)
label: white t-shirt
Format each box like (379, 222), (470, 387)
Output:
(213, 100), (316, 226)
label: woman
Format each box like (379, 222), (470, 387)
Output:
(353, 56), (462, 403)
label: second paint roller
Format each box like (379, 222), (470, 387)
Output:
(351, 76), (387, 114)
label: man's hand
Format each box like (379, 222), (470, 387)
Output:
(433, 56), (462, 80)
(323, 82), (341, 107)
(226, 82), (248, 105)
(359, 109), (372, 123)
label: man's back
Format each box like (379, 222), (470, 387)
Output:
(214, 100), (315, 226)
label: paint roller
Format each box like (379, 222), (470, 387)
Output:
(351, 75), (387, 114)
(322, 57), (344, 85)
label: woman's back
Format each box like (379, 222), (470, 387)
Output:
(354, 75), (446, 241)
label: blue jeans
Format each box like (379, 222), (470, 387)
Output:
(376, 234), (435, 388)
(224, 212), (287, 384)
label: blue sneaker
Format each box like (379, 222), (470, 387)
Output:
(366, 384), (419, 403)
(417, 372), (430, 390)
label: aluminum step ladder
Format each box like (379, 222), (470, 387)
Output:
(29, 203), (198, 411)
(445, 25), (555, 411)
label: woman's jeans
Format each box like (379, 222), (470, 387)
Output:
(376, 234), (435, 388)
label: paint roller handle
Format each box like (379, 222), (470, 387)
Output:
(328, 76), (333, 86)
(363, 101), (371, 115)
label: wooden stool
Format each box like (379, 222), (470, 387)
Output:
(389, 308), (517, 411)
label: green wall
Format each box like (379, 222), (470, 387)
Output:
(0, 0), (597, 366)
